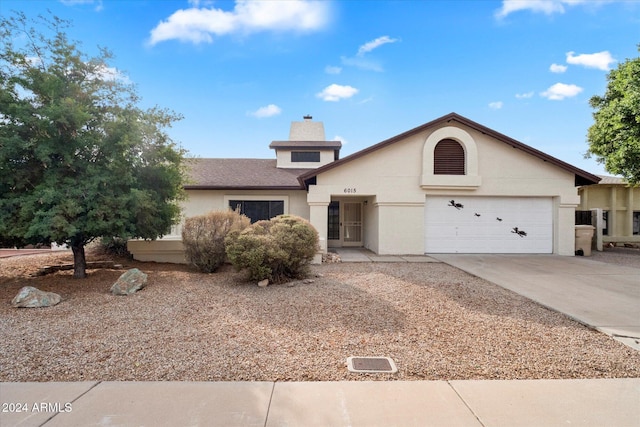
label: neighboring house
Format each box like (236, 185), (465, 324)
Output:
(128, 113), (600, 263)
(578, 175), (640, 245)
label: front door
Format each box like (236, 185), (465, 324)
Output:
(327, 201), (363, 247)
(342, 202), (363, 247)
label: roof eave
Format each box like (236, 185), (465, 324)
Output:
(184, 185), (305, 191)
(299, 112), (601, 187)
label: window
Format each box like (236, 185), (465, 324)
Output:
(229, 200), (284, 223)
(634, 212), (640, 235)
(434, 139), (465, 175)
(291, 151), (320, 162)
(328, 202), (340, 240)
(603, 211), (609, 236)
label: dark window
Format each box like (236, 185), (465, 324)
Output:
(434, 139), (465, 175)
(634, 212), (640, 235)
(328, 201), (340, 240)
(229, 200), (284, 223)
(291, 151), (320, 162)
(603, 211), (609, 236)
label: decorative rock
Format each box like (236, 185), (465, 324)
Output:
(12, 286), (61, 308)
(322, 253), (341, 263)
(257, 279), (269, 288)
(111, 268), (147, 295)
(303, 279), (315, 284)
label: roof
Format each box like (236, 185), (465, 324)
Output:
(269, 141), (342, 150)
(595, 175), (627, 185)
(184, 158), (307, 190)
(298, 112), (601, 187)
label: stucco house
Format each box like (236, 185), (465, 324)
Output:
(128, 112), (600, 263)
(578, 175), (640, 245)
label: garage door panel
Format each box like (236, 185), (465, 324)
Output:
(425, 196), (552, 253)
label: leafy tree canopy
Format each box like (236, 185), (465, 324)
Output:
(587, 45), (640, 186)
(0, 12), (187, 277)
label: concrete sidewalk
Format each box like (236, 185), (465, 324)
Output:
(430, 254), (640, 350)
(2, 379), (639, 427)
(332, 248), (439, 263)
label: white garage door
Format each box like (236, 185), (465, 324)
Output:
(425, 196), (553, 253)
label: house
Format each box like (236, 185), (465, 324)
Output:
(127, 113), (600, 263)
(578, 175), (640, 245)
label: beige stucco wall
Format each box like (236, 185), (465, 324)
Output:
(275, 149), (335, 169)
(128, 188), (310, 263)
(182, 189), (309, 221)
(578, 184), (640, 242)
(309, 122), (580, 255)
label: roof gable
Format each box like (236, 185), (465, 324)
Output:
(298, 112), (600, 187)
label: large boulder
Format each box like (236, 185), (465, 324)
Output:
(12, 286), (61, 308)
(111, 268), (147, 295)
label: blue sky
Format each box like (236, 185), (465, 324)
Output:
(3, 0), (639, 175)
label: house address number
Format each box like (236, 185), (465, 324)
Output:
(343, 188), (357, 193)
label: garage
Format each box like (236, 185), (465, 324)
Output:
(424, 196), (553, 254)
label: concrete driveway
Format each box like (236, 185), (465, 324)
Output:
(430, 254), (640, 350)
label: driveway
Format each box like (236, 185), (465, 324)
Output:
(430, 254), (640, 350)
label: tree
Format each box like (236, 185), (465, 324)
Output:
(587, 45), (640, 185)
(0, 13), (187, 278)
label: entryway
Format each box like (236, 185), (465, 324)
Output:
(328, 200), (364, 248)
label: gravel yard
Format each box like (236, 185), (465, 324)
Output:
(1, 250), (639, 382)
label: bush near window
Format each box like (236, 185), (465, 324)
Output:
(99, 236), (132, 258)
(225, 215), (319, 283)
(182, 210), (250, 273)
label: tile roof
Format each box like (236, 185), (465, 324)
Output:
(596, 175), (627, 185)
(184, 158), (308, 190)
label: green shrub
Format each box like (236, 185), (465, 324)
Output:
(225, 215), (319, 283)
(182, 210), (250, 273)
(99, 236), (131, 257)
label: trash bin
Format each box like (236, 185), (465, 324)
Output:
(575, 225), (595, 256)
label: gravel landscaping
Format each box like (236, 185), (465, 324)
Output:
(1, 250), (639, 382)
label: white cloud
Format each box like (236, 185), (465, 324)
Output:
(338, 35), (399, 72)
(550, 63), (568, 73)
(566, 51), (616, 71)
(149, 0), (330, 45)
(341, 55), (383, 72)
(248, 104), (281, 118)
(357, 35), (399, 56)
(540, 83), (583, 100)
(496, 0), (566, 18)
(495, 0), (607, 19)
(489, 101), (503, 110)
(516, 91), (535, 99)
(333, 135), (347, 145)
(325, 65), (342, 75)
(60, 0), (103, 12)
(316, 84), (358, 102)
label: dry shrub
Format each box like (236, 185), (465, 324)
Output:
(182, 210), (250, 273)
(225, 215), (319, 283)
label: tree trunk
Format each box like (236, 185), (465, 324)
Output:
(71, 243), (87, 279)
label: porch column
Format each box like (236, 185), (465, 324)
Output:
(309, 202), (329, 253)
(610, 188), (617, 237)
(626, 187), (634, 236)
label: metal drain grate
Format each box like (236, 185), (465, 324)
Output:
(347, 356), (398, 373)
